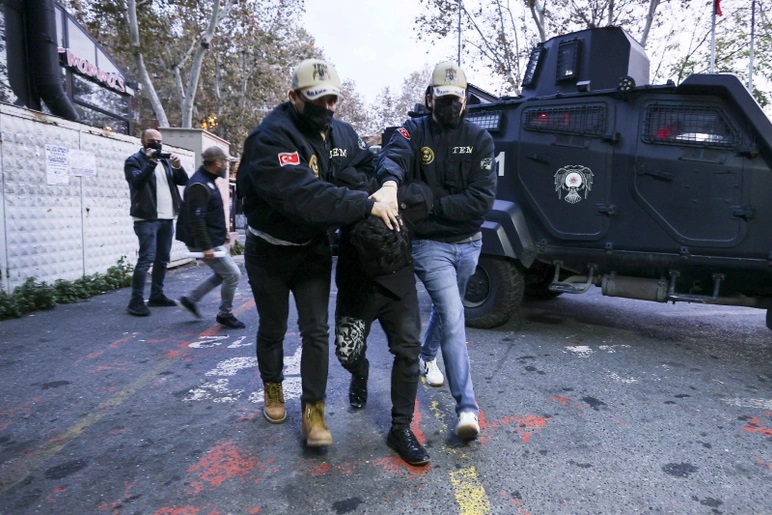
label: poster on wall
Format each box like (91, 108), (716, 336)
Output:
(69, 149), (97, 178)
(45, 144), (69, 185)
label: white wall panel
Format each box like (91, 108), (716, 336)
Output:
(0, 104), (196, 292)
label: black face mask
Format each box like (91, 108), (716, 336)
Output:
(146, 141), (162, 151)
(433, 97), (464, 129)
(299, 101), (334, 132)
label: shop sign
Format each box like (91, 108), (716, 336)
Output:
(58, 48), (127, 94)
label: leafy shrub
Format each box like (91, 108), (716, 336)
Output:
(231, 239), (244, 256)
(0, 257), (134, 320)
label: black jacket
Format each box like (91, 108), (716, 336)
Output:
(124, 150), (188, 220)
(176, 166), (227, 250)
(376, 115), (497, 241)
(237, 102), (375, 244)
(332, 166), (433, 299)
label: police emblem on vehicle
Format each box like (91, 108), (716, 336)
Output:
(420, 146), (434, 165)
(554, 165), (594, 204)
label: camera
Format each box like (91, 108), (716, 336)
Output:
(146, 142), (171, 159)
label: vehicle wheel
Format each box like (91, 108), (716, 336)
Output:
(464, 256), (524, 329)
(766, 308), (772, 330)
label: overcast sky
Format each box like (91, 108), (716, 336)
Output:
(301, 1), (463, 103)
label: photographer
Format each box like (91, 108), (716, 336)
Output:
(124, 128), (189, 316)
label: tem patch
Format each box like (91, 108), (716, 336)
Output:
(420, 146), (435, 165)
(358, 138), (367, 150)
(554, 165), (594, 204)
(309, 155), (319, 177)
(397, 127), (410, 140)
(481, 157), (493, 171)
(278, 151), (300, 166)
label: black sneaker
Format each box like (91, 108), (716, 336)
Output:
(127, 298), (150, 317)
(179, 296), (202, 319)
(148, 295), (177, 307)
(386, 427), (430, 466)
(216, 314), (246, 329)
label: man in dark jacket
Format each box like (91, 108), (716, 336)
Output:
(237, 59), (397, 448)
(373, 62), (497, 441)
(333, 172), (434, 466)
(124, 129), (189, 316)
(176, 146), (244, 330)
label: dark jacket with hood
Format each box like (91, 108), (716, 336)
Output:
(376, 114), (497, 242)
(237, 101), (375, 245)
(332, 165), (433, 300)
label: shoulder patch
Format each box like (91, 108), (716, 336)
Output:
(397, 127), (411, 140)
(358, 138), (367, 150)
(278, 151), (300, 166)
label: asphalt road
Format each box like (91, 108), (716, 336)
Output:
(0, 254), (770, 514)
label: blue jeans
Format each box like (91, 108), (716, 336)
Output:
(186, 246), (241, 317)
(412, 237), (482, 416)
(131, 219), (174, 301)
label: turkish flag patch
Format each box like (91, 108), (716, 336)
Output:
(278, 151), (300, 166)
(397, 127), (410, 140)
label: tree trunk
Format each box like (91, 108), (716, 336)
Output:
(126, 0), (168, 128)
(181, 0), (234, 128)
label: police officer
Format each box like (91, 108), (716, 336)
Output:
(374, 62), (497, 441)
(237, 59), (397, 448)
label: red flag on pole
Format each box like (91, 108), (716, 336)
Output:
(715, 0), (723, 15)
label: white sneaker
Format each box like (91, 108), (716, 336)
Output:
(420, 356), (444, 386)
(456, 411), (480, 440)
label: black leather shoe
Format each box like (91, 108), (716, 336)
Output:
(386, 427), (430, 466)
(148, 295), (177, 307)
(127, 298), (150, 316)
(216, 314), (246, 329)
(349, 373), (368, 409)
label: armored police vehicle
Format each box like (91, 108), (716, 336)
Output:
(462, 26), (772, 329)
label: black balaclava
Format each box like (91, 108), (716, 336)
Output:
(298, 101), (334, 132)
(432, 96), (464, 129)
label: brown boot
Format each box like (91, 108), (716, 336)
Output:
(263, 382), (286, 423)
(301, 401), (333, 447)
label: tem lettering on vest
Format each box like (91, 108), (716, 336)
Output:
(452, 146), (474, 154)
(330, 148), (348, 158)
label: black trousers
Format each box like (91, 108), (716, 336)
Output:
(335, 274), (421, 428)
(244, 233), (332, 406)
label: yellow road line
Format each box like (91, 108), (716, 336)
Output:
(450, 466), (491, 515)
(427, 397), (491, 513)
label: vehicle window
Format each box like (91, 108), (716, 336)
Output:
(523, 104), (606, 137)
(642, 104), (740, 148)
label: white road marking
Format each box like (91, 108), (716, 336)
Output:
(227, 336), (251, 348)
(182, 338), (303, 405)
(721, 397), (772, 410)
(205, 357), (255, 376)
(608, 371), (638, 384)
(564, 345), (593, 357)
(188, 335), (230, 348)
